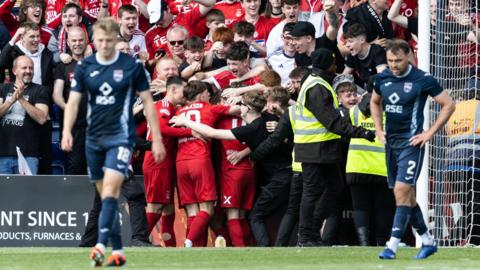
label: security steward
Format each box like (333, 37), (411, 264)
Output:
(346, 92), (395, 246)
(293, 48), (376, 246)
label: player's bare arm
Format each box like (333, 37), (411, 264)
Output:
(139, 90), (167, 163)
(409, 91), (455, 147)
(370, 91), (385, 144)
(61, 91), (82, 152)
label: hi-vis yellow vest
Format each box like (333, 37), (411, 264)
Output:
(288, 106), (302, 173)
(292, 74), (341, 144)
(345, 106), (387, 177)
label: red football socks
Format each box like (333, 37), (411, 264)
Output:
(161, 214), (176, 247)
(146, 212), (161, 235)
(228, 219), (245, 247)
(187, 211), (211, 247)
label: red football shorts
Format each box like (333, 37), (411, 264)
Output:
(220, 168), (255, 210)
(176, 159), (217, 205)
(143, 167), (175, 204)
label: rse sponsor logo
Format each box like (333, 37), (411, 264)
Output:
(96, 82), (115, 105)
(96, 96), (115, 105)
(385, 104), (403, 113)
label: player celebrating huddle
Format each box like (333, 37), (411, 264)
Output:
(371, 39), (455, 260)
(62, 18), (165, 266)
(175, 81), (240, 247)
(143, 76), (191, 247)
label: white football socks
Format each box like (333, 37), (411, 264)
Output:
(386, 237), (401, 253)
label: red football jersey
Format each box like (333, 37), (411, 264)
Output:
(253, 16), (276, 47)
(214, 1), (244, 27)
(231, 15), (276, 48)
(144, 98), (192, 169)
(145, 6), (202, 58)
(45, 0), (64, 26)
(82, 0), (102, 21)
(298, 0), (323, 13)
(212, 70), (261, 90)
(216, 115), (253, 170)
(0, 0), (52, 45)
(164, 0), (208, 37)
(175, 101), (230, 161)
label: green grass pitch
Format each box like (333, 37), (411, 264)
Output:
(0, 247), (477, 269)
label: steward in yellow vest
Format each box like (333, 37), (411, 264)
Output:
(344, 93), (395, 246)
(292, 48), (375, 246)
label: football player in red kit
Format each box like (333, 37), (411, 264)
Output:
(143, 76), (191, 247)
(215, 95), (255, 247)
(175, 81), (240, 247)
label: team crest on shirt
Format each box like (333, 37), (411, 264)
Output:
(113, 70), (123, 82)
(403, 82), (413, 93)
(236, 9), (243, 17)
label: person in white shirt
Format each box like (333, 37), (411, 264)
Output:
(266, 0), (299, 57)
(117, 5), (148, 62)
(267, 22), (296, 86)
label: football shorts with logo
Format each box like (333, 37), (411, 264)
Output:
(86, 143), (133, 182)
(385, 145), (424, 188)
(143, 167), (175, 204)
(220, 168), (255, 210)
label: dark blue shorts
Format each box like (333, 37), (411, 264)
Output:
(85, 143), (133, 182)
(386, 145), (424, 188)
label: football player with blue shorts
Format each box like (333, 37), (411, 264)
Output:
(371, 39), (455, 260)
(61, 18), (166, 267)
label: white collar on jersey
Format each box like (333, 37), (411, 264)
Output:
(394, 64), (413, 79)
(95, 51), (120, 66)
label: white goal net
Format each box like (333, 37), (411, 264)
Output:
(428, 0), (480, 247)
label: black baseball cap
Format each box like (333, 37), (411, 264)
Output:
(311, 48), (335, 70)
(290, 21), (316, 38)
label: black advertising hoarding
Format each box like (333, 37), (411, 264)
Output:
(0, 176), (131, 247)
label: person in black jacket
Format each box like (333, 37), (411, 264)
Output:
(0, 21), (54, 175)
(294, 48), (376, 246)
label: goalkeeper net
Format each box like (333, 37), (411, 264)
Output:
(428, 0), (480, 247)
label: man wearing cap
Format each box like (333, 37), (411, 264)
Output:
(145, 0), (215, 60)
(292, 48), (375, 246)
(290, 2), (344, 70)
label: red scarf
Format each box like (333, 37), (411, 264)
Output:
(58, 24), (89, 53)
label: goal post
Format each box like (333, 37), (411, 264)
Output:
(416, 0), (431, 249)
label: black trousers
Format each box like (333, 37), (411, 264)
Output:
(349, 180), (395, 246)
(275, 172), (303, 246)
(66, 127), (87, 175)
(249, 166), (292, 246)
(298, 163), (344, 243)
(79, 174), (149, 246)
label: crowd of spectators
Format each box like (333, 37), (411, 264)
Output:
(0, 0), (478, 247)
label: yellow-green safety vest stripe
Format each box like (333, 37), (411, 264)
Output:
(288, 106), (302, 173)
(345, 106), (387, 177)
(292, 74), (341, 144)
